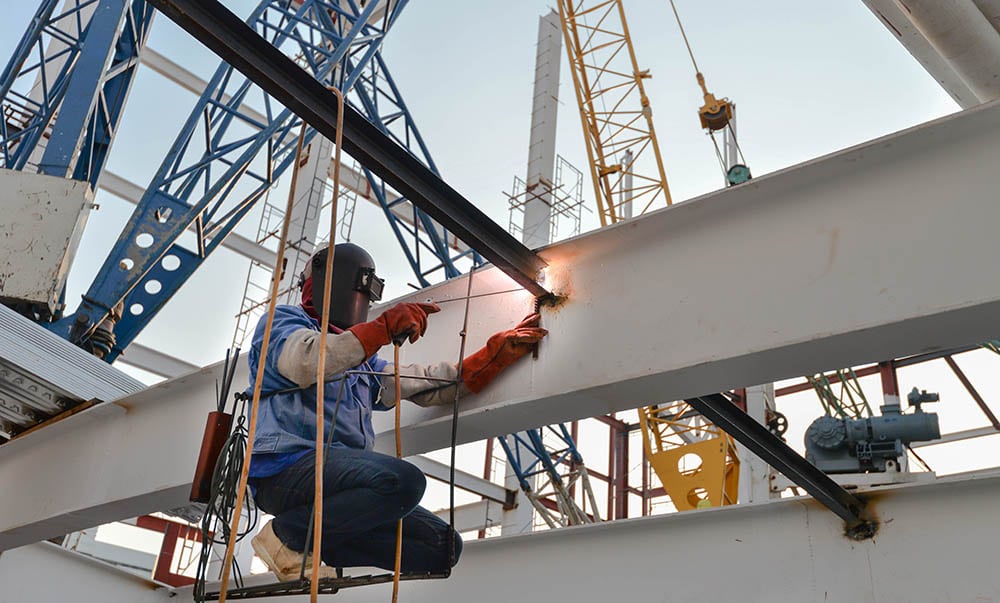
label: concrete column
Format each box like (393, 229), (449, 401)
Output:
(521, 10), (562, 249)
(278, 134), (335, 302)
(620, 149), (633, 219)
(738, 384), (775, 503)
(500, 9), (563, 533)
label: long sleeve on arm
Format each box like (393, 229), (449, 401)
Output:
(276, 328), (367, 388)
(379, 362), (470, 408)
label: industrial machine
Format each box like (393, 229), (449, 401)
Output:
(805, 388), (942, 473)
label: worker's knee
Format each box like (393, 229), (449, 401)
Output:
(395, 459), (426, 510)
(448, 530), (463, 567)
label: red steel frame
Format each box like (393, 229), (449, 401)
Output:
(135, 514), (207, 587)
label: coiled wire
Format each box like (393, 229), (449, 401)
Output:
(194, 353), (257, 602)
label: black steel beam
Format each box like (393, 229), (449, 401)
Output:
(145, 0), (549, 298)
(684, 394), (873, 536)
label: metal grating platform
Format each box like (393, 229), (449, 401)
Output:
(205, 572), (449, 600)
(0, 304), (145, 440)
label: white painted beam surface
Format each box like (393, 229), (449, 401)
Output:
(406, 455), (512, 505)
(863, 0), (982, 108)
(6, 475), (1000, 602)
(0, 364), (217, 551)
(0, 542), (173, 603)
(432, 499), (502, 534)
(162, 473), (1000, 602)
(118, 342), (199, 378)
(5, 104), (1000, 546)
(371, 100), (1000, 456)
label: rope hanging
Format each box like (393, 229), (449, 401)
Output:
(207, 78), (466, 599)
(215, 121), (311, 603)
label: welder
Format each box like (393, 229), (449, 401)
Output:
(248, 243), (546, 581)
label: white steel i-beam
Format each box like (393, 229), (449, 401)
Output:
(520, 10), (562, 249)
(249, 473), (1000, 602)
(119, 342), (198, 378)
(276, 133), (333, 297)
(890, 0), (1000, 103)
(5, 102), (1000, 547)
(862, 0), (999, 108)
(5, 473), (998, 602)
(369, 99), (1000, 455)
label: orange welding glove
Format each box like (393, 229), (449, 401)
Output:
(462, 313), (548, 393)
(348, 302), (441, 357)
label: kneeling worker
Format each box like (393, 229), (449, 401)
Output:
(248, 243), (546, 580)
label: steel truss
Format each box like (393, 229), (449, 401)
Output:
(145, 0), (546, 296)
(39, 0), (502, 358)
(498, 426), (602, 528)
(0, 0), (154, 189)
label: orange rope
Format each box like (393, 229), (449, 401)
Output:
(391, 342), (403, 602)
(310, 86), (346, 603)
(217, 124), (308, 603)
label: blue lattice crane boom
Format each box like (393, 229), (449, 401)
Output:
(498, 425), (602, 528)
(0, 0), (481, 358)
(1, 0), (153, 191)
(53, 0), (390, 359)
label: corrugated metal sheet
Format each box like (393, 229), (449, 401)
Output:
(0, 304), (145, 438)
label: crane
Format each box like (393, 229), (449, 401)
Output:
(557, 0), (673, 226)
(556, 0), (742, 511)
(0, 0), (480, 361)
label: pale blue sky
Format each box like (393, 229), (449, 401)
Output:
(4, 2), (997, 480)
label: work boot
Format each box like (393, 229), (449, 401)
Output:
(251, 520), (338, 582)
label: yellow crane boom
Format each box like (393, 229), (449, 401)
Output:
(556, 0), (740, 512)
(556, 0), (673, 226)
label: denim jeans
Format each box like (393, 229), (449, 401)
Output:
(250, 447), (462, 573)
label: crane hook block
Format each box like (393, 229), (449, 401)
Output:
(698, 92), (733, 132)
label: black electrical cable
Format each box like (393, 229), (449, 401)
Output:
(447, 267), (476, 571)
(194, 349), (258, 603)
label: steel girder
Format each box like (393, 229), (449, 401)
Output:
(684, 394), (867, 531)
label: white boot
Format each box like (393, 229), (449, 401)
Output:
(251, 520), (338, 582)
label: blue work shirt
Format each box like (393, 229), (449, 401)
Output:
(246, 305), (390, 479)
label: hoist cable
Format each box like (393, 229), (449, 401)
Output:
(449, 267), (476, 567)
(667, 0), (701, 75)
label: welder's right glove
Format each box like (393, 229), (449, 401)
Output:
(348, 302), (441, 356)
(461, 313), (548, 393)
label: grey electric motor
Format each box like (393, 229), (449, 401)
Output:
(804, 388), (941, 474)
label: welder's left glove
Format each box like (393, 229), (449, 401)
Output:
(461, 313), (547, 393)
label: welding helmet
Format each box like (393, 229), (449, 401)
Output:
(305, 243), (384, 329)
